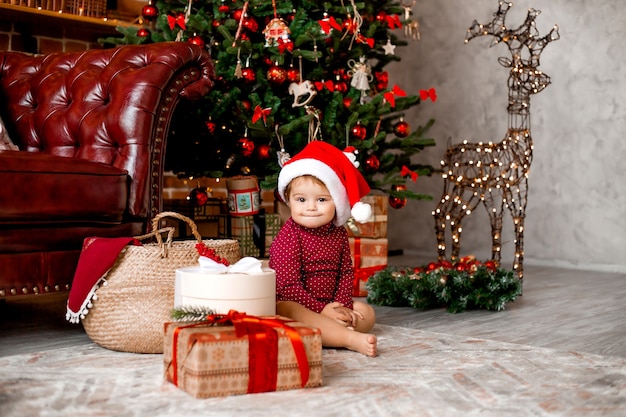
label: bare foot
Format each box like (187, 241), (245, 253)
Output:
(347, 332), (377, 357)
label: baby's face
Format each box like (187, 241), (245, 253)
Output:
(287, 176), (336, 229)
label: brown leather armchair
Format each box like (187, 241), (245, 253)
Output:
(0, 42), (215, 299)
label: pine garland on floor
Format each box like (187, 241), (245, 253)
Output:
(365, 259), (522, 313)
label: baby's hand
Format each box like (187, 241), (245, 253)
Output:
(321, 302), (353, 327)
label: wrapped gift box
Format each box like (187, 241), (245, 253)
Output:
(164, 315), (322, 398)
(220, 213), (282, 258)
(346, 195), (388, 238)
(349, 237), (388, 297)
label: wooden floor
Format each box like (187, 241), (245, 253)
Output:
(1, 257), (625, 358)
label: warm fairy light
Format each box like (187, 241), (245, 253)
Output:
(433, 1), (559, 282)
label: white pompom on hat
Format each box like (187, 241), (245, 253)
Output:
(278, 141), (372, 226)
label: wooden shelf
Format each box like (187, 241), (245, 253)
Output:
(0, 3), (140, 43)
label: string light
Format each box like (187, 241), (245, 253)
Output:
(433, 2), (559, 282)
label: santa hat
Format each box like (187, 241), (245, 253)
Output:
(278, 141), (372, 226)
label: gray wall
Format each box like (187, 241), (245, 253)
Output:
(386, 0), (625, 272)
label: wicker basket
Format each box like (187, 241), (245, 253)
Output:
(81, 212), (240, 354)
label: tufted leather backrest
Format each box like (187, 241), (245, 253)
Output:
(0, 42), (214, 221)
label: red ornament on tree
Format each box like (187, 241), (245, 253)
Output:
(205, 119), (216, 134)
(267, 65), (287, 85)
(218, 2), (229, 13)
(141, 3), (158, 21)
(389, 184), (407, 209)
(350, 122), (367, 141)
(137, 28), (151, 38)
(188, 35), (205, 48)
(241, 67), (256, 83)
(238, 136), (255, 157)
(286, 67), (300, 83)
(364, 154), (380, 172)
(343, 97), (353, 108)
(393, 119), (411, 138)
(256, 143), (271, 160)
(187, 187), (209, 206)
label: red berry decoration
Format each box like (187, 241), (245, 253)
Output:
(137, 28), (151, 38)
(350, 122), (367, 141)
(343, 97), (352, 108)
(141, 4), (158, 21)
(389, 184), (407, 209)
(267, 65), (287, 85)
(243, 17), (258, 32)
(364, 154), (380, 172)
(238, 137), (255, 157)
(394, 120), (411, 138)
(187, 187), (209, 206)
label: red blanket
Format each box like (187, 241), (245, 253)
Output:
(66, 237), (141, 323)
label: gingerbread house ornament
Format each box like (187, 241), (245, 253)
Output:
(263, 17), (291, 46)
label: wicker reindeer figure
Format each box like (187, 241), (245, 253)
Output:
(433, 2), (559, 280)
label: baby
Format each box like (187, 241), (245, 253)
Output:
(269, 141), (377, 357)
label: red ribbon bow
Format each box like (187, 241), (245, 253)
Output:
(277, 38), (293, 54)
(401, 165), (418, 182)
(170, 310), (310, 394)
(383, 84), (407, 108)
(318, 16), (342, 34)
(419, 87), (437, 102)
(386, 14), (403, 30)
(167, 13), (186, 31)
(252, 105), (271, 125)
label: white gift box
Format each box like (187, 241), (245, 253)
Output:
(175, 260), (276, 316)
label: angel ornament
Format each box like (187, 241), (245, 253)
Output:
(348, 56), (373, 104)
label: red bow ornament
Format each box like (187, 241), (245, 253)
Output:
(419, 87), (437, 102)
(168, 13), (186, 31)
(383, 84), (407, 108)
(386, 14), (403, 30)
(401, 165), (418, 182)
(318, 16), (341, 34)
(252, 105), (271, 126)
(277, 38), (293, 54)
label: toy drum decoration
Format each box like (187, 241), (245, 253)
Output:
(226, 176), (260, 216)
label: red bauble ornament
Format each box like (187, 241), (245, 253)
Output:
(232, 9), (243, 21)
(240, 99), (251, 112)
(137, 28), (151, 38)
(334, 80), (348, 93)
(343, 97), (353, 108)
(243, 17), (258, 32)
(241, 67), (256, 82)
(350, 122), (367, 141)
(393, 120), (411, 138)
(205, 120), (216, 134)
(286, 67), (300, 83)
(187, 187), (209, 206)
(218, 3), (229, 13)
(364, 154), (380, 172)
(389, 184), (407, 209)
(256, 143), (271, 159)
(267, 65), (287, 85)
(188, 35), (205, 48)
(141, 4), (158, 21)
(238, 137), (255, 157)
(376, 11), (388, 22)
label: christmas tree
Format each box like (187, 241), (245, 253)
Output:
(103, 0), (437, 206)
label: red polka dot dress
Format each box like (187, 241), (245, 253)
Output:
(269, 218), (355, 313)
